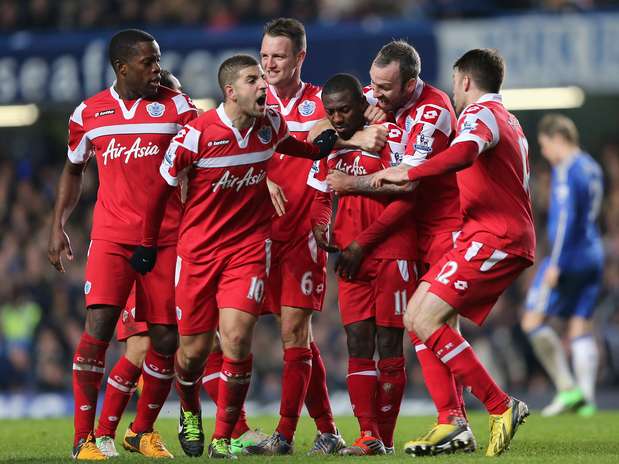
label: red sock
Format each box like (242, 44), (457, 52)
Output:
(425, 325), (509, 415)
(276, 347), (312, 441)
(175, 354), (203, 414)
(347, 357), (380, 437)
(72, 332), (109, 446)
(213, 356), (252, 439)
(376, 357), (406, 448)
(409, 331), (464, 424)
(202, 352), (250, 439)
(95, 356), (141, 438)
(132, 348), (175, 433)
(305, 342), (336, 434)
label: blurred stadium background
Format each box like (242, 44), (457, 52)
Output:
(1, 0), (619, 418)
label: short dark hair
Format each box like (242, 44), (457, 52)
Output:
(264, 17), (306, 55)
(322, 73), (364, 101)
(453, 48), (505, 93)
(108, 29), (156, 72)
(218, 54), (259, 96)
(373, 40), (421, 85)
(538, 113), (579, 145)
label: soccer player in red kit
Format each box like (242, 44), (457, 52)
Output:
(238, 17), (344, 456)
(47, 31), (197, 460)
(373, 48), (535, 456)
(308, 73), (418, 456)
(132, 54), (337, 458)
(92, 69), (186, 458)
(327, 41), (474, 454)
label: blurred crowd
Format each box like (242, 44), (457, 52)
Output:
(1, 0), (618, 32)
(1, 122), (619, 402)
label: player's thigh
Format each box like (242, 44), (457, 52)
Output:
(174, 256), (219, 337)
(337, 273), (375, 327)
(423, 241), (530, 327)
(84, 239), (135, 309)
(372, 259), (417, 331)
(178, 332), (216, 366)
(280, 234), (327, 312)
(136, 245), (176, 326)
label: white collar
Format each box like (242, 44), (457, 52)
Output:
(477, 93), (502, 104)
(395, 78), (425, 122)
(216, 103), (256, 149)
(268, 81), (306, 116)
(110, 83), (143, 120)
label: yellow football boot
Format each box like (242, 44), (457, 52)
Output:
(486, 397), (529, 456)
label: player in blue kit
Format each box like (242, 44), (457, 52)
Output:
(522, 114), (604, 417)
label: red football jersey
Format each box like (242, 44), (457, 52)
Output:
(67, 85), (197, 245)
(308, 122), (416, 260)
(267, 82), (325, 241)
(451, 93), (535, 261)
(160, 104), (289, 263)
(364, 80), (461, 236)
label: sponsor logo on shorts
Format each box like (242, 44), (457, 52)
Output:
(299, 100), (316, 116)
(146, 101), (165, 117)
(84, 281), (92, 295)
(454, 280), (468, 290)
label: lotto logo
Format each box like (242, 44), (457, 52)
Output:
(454, 280), (468, 290)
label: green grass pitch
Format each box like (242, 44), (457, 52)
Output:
(0, 412), (618, 463)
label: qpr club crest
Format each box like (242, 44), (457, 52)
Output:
(257, 125), (273, 144)
(299, 99), (316, 117)
(146, 101), (165, 117)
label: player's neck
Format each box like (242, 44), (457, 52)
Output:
(114, 81), (142, 101)
(271, 78), (303, 101)
(555, 145), (580, 165)
(223, 101), (254, 130)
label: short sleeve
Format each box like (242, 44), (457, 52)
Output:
(402, 104), (453, 167)
(306, 158), (329, 192)
(380, 123), (408, 167)
(172, 93), (199, 125)
(67, 102), (92, 164)
(451, 104), (499, 155)
(160, 124), (201, 186)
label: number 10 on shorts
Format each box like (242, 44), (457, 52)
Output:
(247, 276), (265, 303)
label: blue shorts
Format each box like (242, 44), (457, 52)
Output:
(525, 258), (603, 319)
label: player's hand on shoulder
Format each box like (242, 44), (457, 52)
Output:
(312, 224), (339, 253)
(335, 240), (364, 280)
(364, 104), (387, 124)
(47, 227), (73, 273)
(267, 178), (287, 217)
(130, 246), (157, 275)
(350, 124), (388, 153)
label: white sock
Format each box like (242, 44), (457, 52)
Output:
(571, 335), (599, 404)
(528, 325), (575, 392)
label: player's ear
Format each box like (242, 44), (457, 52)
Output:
(296, 49), (306, 66)
(224, 83), (236, 102)
(404, 78), (416, 95)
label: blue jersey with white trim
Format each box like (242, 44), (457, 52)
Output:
(547, 151), (604, 271)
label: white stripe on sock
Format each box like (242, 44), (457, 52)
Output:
(107, 377), (133, 393)
(346, 370), (378, 377)
(72, 363), (105, 373)
(202, 372), (220, 384)
(440, 341), (470, 363)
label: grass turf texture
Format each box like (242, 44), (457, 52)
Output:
(0, 412), (618, 463)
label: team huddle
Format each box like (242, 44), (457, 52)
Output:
(49, 17), (541, 461)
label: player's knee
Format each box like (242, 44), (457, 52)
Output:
(409, 308), (436, 342)
(376, 327), (404, 359)
(220, 328), (253, 359)
(125, 335), (150, 365)
(345, 322), (375, 358)
(85, 305), (121, 341)
(403, 309), (415, 332)
(179, 341), (210, 370)
(281, 317), (310, 348)
(149, 325), (178, 355)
